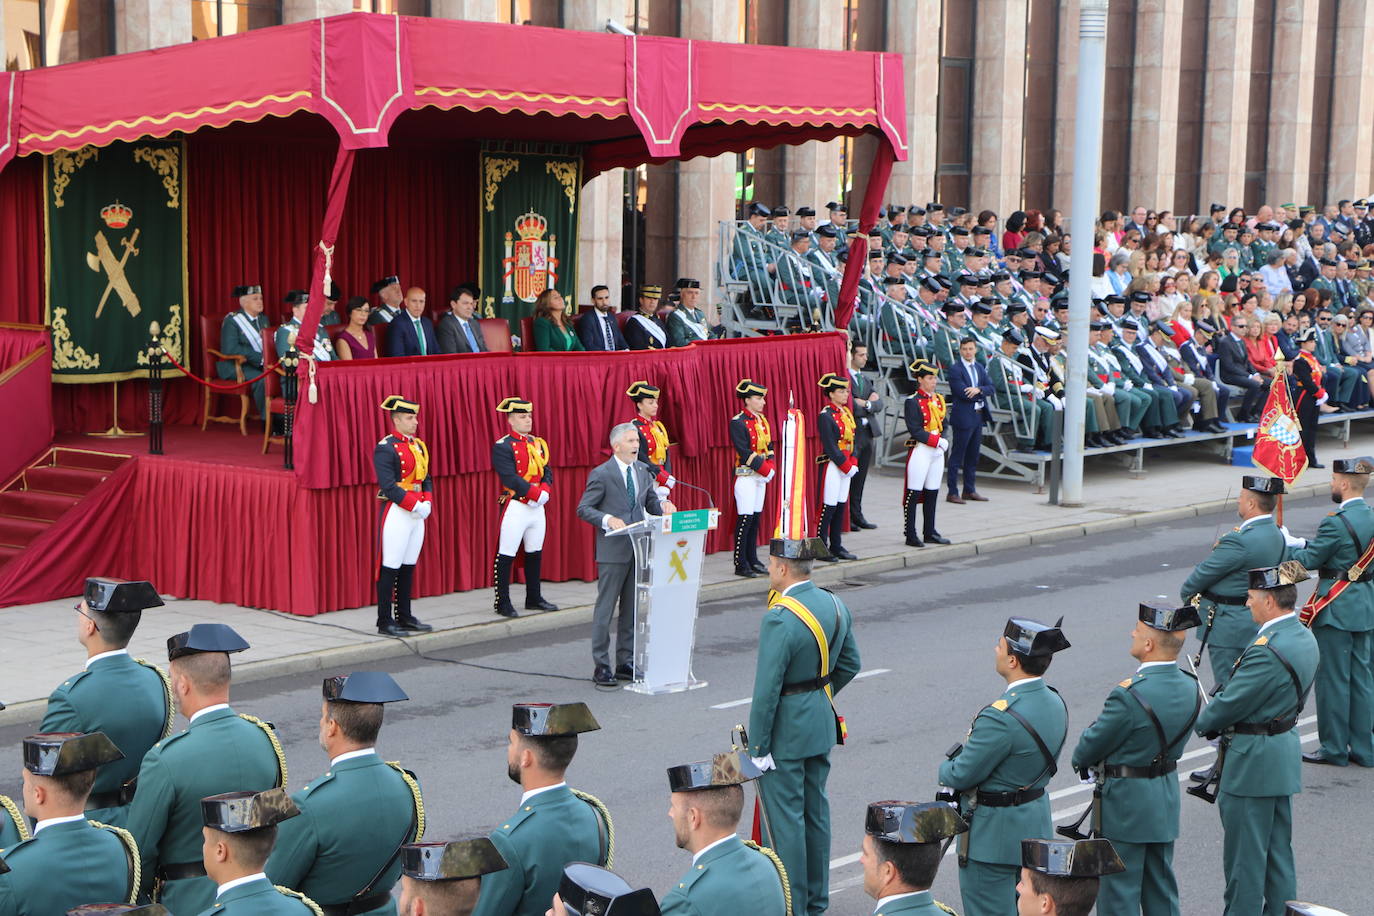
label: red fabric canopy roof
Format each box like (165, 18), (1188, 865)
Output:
(0, 12), (907, 175)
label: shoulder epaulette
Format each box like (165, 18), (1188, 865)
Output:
(1118, 678), (1134, 689)
(135, 658), (175, 739)
(377, 435), (394, 447)
(386, 761), (426, 842)
(274, 886), (324, 916)
(89, 819), (141, 905)
(153, 727), (192, 752)
(989, 699), (1009, 712)
(743, 840), (793, 916)
(1254, 635), (1270, 646)
(239, 714), (288, 788)
(56, 669), (89, 691)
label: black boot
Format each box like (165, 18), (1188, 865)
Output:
(394, 564), (432, 631)
(376, 566), (406, 635)
(923, 489), (951, 544)
(904, 489), (923, 547)
(523, 550), (559, 611)
(815, 506), (840, 562)
(493, 554), (519, 617)
(829, 504), (856, 560)
(733, 514), (756, 577)
(746, 514), (767, 573)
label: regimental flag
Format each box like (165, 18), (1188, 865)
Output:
(774, 401), (810, 541)
(1252, 364), (1308, 485)
(44, 139), (188, 382)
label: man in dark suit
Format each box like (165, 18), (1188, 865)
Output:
(946, 337), (994, 503)
(386, 287), (440, 357)
(576, 422), (674, 686)
(435, 284), (487, 354)
(847, 341), (880, 528)
(575, 284), (628, 351)
(1216, 314), (1265, 421)
(1180, 320), (1231, 424)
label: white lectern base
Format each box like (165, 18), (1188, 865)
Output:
(624, 676), (709, 696)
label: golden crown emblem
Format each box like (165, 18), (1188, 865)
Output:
(514, 210), (548, 241)
(101, 201), (133, 228)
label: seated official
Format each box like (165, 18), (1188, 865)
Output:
(388, 287), (441, 357)
(320, 283), (344, 327)
(532, 289), (584, 352)
(218, 284), (269, 416)
(275, 290), (334, 361)
(335, 297), (379, 360)
(624, 286), (669, 350)
(368, 276), (405, 326)
(576, 285), (629, 351)
(437, 285), (488, 354)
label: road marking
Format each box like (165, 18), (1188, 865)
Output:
(710, 669), (889, 710)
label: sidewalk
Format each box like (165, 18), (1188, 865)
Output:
(4, 431), (1370, 725)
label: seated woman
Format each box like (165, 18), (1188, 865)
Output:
(334, 296), (377, 360)
(531, 288), (584, 352)
(1169, 297), (1195, 345)
(1244, 313), (1278, 380)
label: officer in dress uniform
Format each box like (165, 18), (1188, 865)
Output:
(125, 624), (287, 916)
(991, 328), (1052, 452)
(848, 343), (881, 529)
(1015, 838), (1126, 916)
(937, 617), (1071, 916)
(0, 733), (138, 916)
(1290, 457), (1374, 767)
(44, 577), (171, 828)
(276, 291), (336, 361)
(398, 838), (508, 916)
(730, 380), (776, 578)
(665, 279), (721, 347)
(903, 361), (951, 549)
(1193, 562), (1319, 916)
(471, 704), (613, 916)
(368, 276), (404, 326)
(747, 531), (861, 916)
(659, 752), (788, 916)
(219, 285), (269, 416)
(266, 673), (423, 915)
(626, 382), (676, 500)
(491, 397), (559, 619)
(624, 286), (669, 350)
(816, 373), (860, 562)
(197, 789), (322, 915)
(858, 801), (964, 916)
(374, 397), (435, 637)
(1070, 602), (1203, 916)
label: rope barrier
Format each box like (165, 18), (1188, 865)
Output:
(158, 348), (279, 392)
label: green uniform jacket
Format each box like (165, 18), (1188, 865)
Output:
(42, 652), (171, 825)
(1194, 616), (1320, 797)
(666, 308), (719, 348)
(747, 581), (861, 760)
(126, 706), (286, 914)
(266, 753), (422, 915)
(1070, 664), (1200, 842)
(218, 310), (268, 374)
(870, 889), (957, 915)
(0, 798), (26, 851)
(0, 819), (134, 916)
(1180, 515), (1287, 648)
(1292, 499), (1374, 632)
(933, 323), (965, 369)
(659, 835), (788, 916)
(194, 875), (320, 915)
(937, 678), (1067, 866)
(471, 785), (609, 916)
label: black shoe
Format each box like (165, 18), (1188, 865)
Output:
(1302, 751), (1342, 765)
(593, 665), (618, 687)
(377, 623), (410, 637)
(1085, 434), (1102, 448)
(615, 663), (638, 681)
(1121, 428), (1140, 440)
(734, 565), (758, 578)
(924, 532), (951, 545)
(494, 604), (520, 619)
(397, 617), (433, 632)
(1309, 461), (1326, 469)
(831, 546), (857, 560)
(852, 515), (878, 530)
(525, 598), (560, 611)
(906, 535), (925, 547)
(816, 553), (840, 563)
(749, 560), (768, 574)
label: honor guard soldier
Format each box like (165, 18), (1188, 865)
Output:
(1291, 457), (1374, 767)
(491, 397), (558, 619)
(626, 382), (676, 499)
(218, 285), (269, 417)
(937, 617), (1070, 916)
(817, 373), (860, 562)
(398, 838), (508, 916)
(659, 752), (788, 916)
(730, 380), (775, 578)
(1193, 562), (1318, 916)
(43, 577), (172, 827)
(0, 733), (139, 916)
(266, 673), (424, 915)
(472, 703), (613, 916)
(126, 624), (287, 916)
(554, 865), (658, 916)
(903, 361), (951, 549)
(747, 532), (861, 916)
(1015, 838), (1126, 916)
(198, 789), (322, 915)
(1069, 602), (1204, 916)
(859, 801), (965, 915)
(375, 396), (435, 637)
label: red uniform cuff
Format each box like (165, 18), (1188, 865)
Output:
(399, 492), (419, 511)
(839, 456), (858, 474)
(655, 469), (670, 486)
(758, 460), (776, 478)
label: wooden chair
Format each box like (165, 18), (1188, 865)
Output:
(199, 313), (249, 435)
(520, 316), (536, 352)
(478, 318), (513, 353)
(260, 326), (287, 454)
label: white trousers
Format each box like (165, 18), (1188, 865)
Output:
(905, 442), (946, 490)
(822, 462), (852, 506)
(498, 499), (546, 556)
(733, 474), (768, 515)
(380, 503), (426, 567)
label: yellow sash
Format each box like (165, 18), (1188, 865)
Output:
(771, 595), (846, 742)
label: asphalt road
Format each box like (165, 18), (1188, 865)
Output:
(4, 494), (1371, 914)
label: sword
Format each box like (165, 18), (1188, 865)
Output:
(733, 725), (775, 850)
(1182, 650), (1211, 706)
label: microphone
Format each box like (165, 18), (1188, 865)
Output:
(670, 479), (716, 509)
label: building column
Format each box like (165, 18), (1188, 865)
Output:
(114, 0), (191, 52)
(282, 0), (351, 23)
(970, 0), (1028, 215)
(1052, 0), (1080, 222)
(1265, 0), (1319, 207)
(430, 0), (499, 18)
(1198, 0), (1253, 210)
(884, 0), (940, 208)
(1126, 0), (1185, 208)
(782, 0), (844, 212)
(1329, 0), (1374, 199)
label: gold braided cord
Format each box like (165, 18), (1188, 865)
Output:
(0, 795), (30, 842)
(570, 789), (614, 868)
(744, 840), (792, 916)
(137, 658), (176, 739)
(240, 714), (288, 788)
(386, 762), (426, 841)
(935, 901), (960, 915)
(275, 885), (325, 916)
(90, 819), (141, 905)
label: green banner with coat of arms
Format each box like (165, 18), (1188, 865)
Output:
(479, 147), (581, 330)
(44, 138), (188, 382)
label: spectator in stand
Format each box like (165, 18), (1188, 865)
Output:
(1124, 206), (1149, 238)
(1276, 312), (1301, 360)
(1170, 298), (1195, 345)
(1157, 274), (1186, 318)
(1105, 252), (1133, 296)
(1002, 211), (1027, 254)
(1244, 314), (1279, 380)
(977, 210), (1002, 258)
(1344, 308), (1374, 401)
(531, 288), (584, 352)
(1216, 314), (1266, 420)
(334, 296), (378, 360)
(1101, 210), (1124, 254)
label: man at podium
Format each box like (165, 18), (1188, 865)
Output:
(577, 422), (676, 687)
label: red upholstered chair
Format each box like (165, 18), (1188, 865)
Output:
(260, 326), (287, 454)
(372, 320), (391, 358)
(479, 318), (513, 353)
(199, 312), (249, 435)
(520, 316), (536, 352)
(615, 312), (632, 331)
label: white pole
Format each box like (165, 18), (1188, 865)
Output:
(1061, 0), (1110, 507)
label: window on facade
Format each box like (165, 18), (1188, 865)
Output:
(1244, 0), (1276, 210)
(1100, 0), (1137, 211)
(1021, 0), (1058, 210)
(3, 0), (112, 69)
(936, 0), (975, 207)
(1173, 0), (1208, 214)
(496, 0), (555, 25)
(192, 0), (280, 40)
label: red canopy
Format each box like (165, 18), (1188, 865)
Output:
(0, 13), (907, 174)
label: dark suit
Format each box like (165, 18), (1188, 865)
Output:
(1181, 338), (1230, 418)
(386, 313), (440, 357)
(848, 368), (880, 521)
(576, 457), (665, 670)
(624, 313), (668, 350)
(946, 358), (993, 497)
(1215, 332), (1264, 419)
(435, 312), (487, 354)
(576, 309), (629, 351)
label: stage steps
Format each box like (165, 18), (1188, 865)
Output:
(0, 448), (130, 569)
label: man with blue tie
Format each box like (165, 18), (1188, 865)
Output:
(386, 287), (441, 358)
(946, 338), (993, 503)
(576, 285), (629, 351)
(436, 285), (488, 354)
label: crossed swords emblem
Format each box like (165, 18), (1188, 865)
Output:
(86, 228), (141, 318)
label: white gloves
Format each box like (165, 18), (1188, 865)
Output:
(1184, 372), (1196, 386)
(1104, 382), (1116, 396)
(666, 475), (678, 489)
(843, 465), (859, 478)
(750, 754), (776, 772)
(1048, 395), (1064, 410)
(536, 490), (551, 507)
(763, 471), (776, 483)
(1280, 525), (1307, 548)
(1020, 383), (1034, 394)
(937, 437), (950, 452)
(1144, 382), (1155, 390)
(413, 501), (432, 520)
(1123, 380), (1134, 391)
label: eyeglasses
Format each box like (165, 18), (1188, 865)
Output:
(74, 602), (101, 631)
